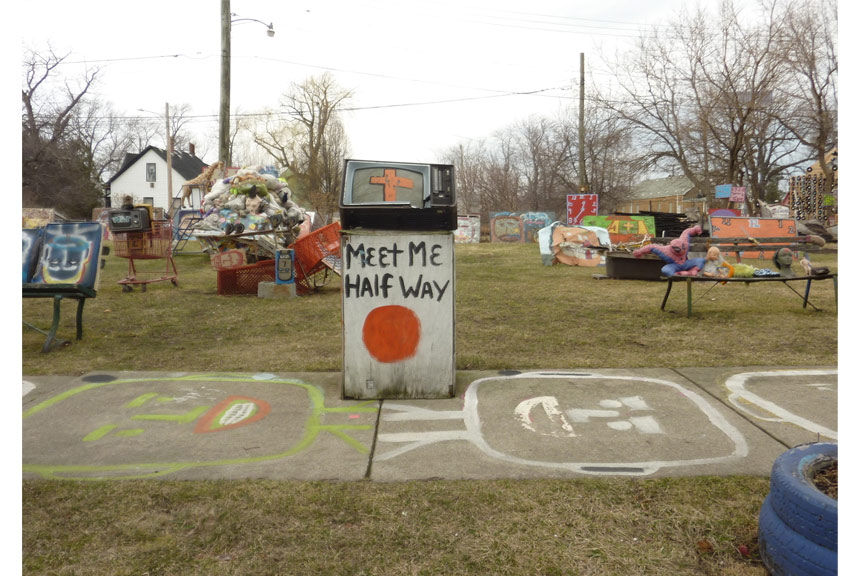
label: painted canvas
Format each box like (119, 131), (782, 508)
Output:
(22, 229), (43, 283)
(709, 216), (797, 259)
(581, 214), (656, 245)
(454, 215), (481, 244)
(32, 222), (104, 288)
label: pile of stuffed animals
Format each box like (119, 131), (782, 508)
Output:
(192, 166), (308, 253)
(633, 225), (827, 278)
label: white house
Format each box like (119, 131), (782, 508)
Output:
(106, 145), (208, 211)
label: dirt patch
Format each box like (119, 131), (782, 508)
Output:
(812, 459), (837, 500)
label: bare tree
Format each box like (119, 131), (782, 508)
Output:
(441, 141), (487, 214)
(254, 73), (353, 221)
(22, 47), (103, 217)
(775, 0), (838, 189)
(598, 0), (835, 212)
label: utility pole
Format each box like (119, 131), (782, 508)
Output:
(166, 102), (173, 209)
(219, 0), (231, 167)
(578, 52), (587, 193)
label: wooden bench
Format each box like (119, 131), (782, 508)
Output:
(660, 273), (838, 317)
(22, 223), (104, 352)
(606, 235), (832, 281)
(604, 234), (837, 316)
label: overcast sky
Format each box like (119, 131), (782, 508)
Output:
(20, 0), (763, 166)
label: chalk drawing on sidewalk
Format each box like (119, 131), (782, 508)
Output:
(725, 369), (837, 440)
(377, 371), (748, 476)
(515, 395), (663, 437)
(22, 373), (377, 480)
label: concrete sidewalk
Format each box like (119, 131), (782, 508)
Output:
(22, 367), (837, 482)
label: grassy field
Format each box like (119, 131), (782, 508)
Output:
(22, 241), (838, 373)
(22, 240), (838, 575)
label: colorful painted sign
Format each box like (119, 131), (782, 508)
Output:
(275, 249), (295, 284)
(580, 215), (656, 245)
(32, 222), (104, 288)
(567, 194), (599, 225)
(490, 213), (523, 242)
(22, 229), (43, 283)
(454, 215), (481, 244)
(520, 212), (554, 243)
(341, 232), (454, 399)
(715, 184), (732, 199)
(211, 249), (248, 270)
(729, 186), (747, 202)
(489, 212), (557, 243)
(709, 216), (797, 259)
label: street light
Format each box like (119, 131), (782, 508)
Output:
(219, 0), (275, 166)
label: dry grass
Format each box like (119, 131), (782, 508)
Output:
(24, 477), (770, 576)
(22, 241), (838, 374)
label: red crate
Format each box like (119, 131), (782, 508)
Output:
(294, 221), (341, 294)
(216, 259), (276, 295)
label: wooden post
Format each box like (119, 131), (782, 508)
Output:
(165, 102), (173, 209)
(219, 0), (231, 166)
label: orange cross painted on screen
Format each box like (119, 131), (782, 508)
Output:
(370, 169), (414, 202)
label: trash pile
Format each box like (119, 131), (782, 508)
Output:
(537, 221), (612, 266)
(192, 166), (308, 258)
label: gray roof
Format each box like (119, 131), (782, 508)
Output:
(107, 146), (208, 185)
(630, 175), (696, 200)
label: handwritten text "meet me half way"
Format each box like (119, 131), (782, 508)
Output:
(344, 240), (450, 301)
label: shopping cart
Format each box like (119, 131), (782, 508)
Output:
(293, 221), (341, 295)
(112, 220), (178, 292)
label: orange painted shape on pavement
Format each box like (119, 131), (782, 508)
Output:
(194, 396), (272, 433)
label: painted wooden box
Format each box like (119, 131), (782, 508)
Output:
(341, 230), (455, 399)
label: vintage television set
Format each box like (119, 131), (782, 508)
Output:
(107, 207), (152, 233)
(339, 159), (457, 231)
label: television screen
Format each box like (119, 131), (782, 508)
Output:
(107, 208), (151, 232)
(344, 162), (428, 208)
(340, 160), (456, 231)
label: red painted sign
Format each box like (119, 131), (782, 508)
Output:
(567, 194), (598, 226)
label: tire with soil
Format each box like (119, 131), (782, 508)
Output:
(759, 442), (838, 576)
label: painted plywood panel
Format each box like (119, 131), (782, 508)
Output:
(709, 216), (797, 259)
(32, 222), (104, 289)
(342, 231), (454, 399)
(454, 215), (481, 244)
(581, 214), (656, 244)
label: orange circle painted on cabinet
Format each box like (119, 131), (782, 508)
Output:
(362, 305), (421, 363)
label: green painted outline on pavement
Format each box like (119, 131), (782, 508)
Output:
(23, 373), (378, 481)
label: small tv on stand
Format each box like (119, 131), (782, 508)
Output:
(339, 159), (457, 231)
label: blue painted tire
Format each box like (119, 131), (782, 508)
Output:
(759, 494), (837, 576)
(758, 443), (838, 576)
(768, 443), (837, 551)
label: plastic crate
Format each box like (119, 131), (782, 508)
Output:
(216, 259), (276, 295)
(294, 222), (341, 294)
(294, 222), (341, 276)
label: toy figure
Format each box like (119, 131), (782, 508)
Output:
(773, 247), (795, 278)
(633, 225), (704, 277)
(701, 246), (730, 278)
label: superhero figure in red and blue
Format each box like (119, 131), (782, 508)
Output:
(633, 225), (705, 277)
